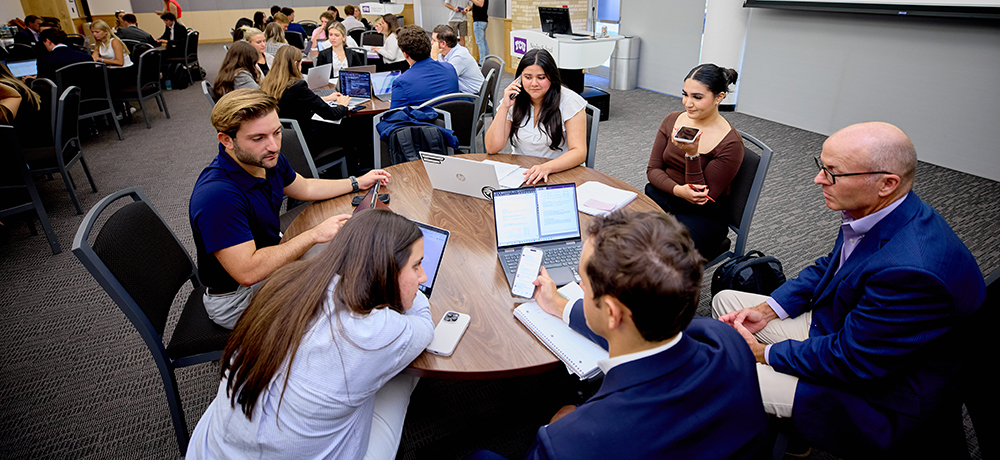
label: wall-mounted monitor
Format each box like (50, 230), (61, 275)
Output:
(743, 0), (1000, 19)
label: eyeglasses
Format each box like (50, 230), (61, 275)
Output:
(814, 157), (893, 185)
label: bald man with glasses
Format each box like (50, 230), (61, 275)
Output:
(713, 122), (985, 457)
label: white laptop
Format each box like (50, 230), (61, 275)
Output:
(421, 152), (501, 200)
(305, 63), (332, 90)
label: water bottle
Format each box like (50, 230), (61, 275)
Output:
(165, 79), (172, 90)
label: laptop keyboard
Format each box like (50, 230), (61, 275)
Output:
(315, 88), (336, 97)
(503, 246), (582, 273)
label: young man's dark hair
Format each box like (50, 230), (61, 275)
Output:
(270, 5), (281, 15)
(396, 25), (431, 62)
(39, 28), (67, 45)
(432, 24), (458, 48)
(585, 211), (703, 341)
(25, 15), (39, 24)
(280, 7), (294, 16)
(343, 5), (356, 16)
(122, 13), (138, 24)
(160, 12), (176, 21)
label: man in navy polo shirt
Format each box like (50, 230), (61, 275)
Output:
(190, 89), (390, 328)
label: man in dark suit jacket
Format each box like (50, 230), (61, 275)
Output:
(472, 211), (769, 460)
(156, 12), (187, 58)
(115, 14), (157, 47)
(36, 28), (93, 81)
(715, 121), (986, 458)
(14, 15), (43, 47)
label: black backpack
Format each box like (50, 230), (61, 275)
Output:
(387, 126), (453, 166)
(711, 250), (786, 297)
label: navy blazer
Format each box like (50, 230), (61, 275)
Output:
(389, 57), (458, 109)
(36, 45), (93, 81)
(768, 191), (985, 454)
(525, 316), (768, 460)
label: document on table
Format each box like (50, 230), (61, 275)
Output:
(576, 181), (637, 215)
(513, 282), (607, 380)
(482, 159), (529, 189)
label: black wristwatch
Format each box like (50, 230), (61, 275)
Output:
(349, 175), (359, 192)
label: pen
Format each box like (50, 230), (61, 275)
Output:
(689, 184), (715, 202)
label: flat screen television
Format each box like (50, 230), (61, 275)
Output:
(743, 0), (1000, 18)
(539, 6), (574, 35)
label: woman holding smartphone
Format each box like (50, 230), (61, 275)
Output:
(484, 48), (587, 185)
(187, 209), (433, 460)
(645, 63), (744, 259)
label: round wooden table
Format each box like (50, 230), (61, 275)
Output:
(283, 154), (664, 379)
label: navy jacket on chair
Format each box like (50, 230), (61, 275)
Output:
(768, 191), (985, 455)
(525, 316), (769, 460)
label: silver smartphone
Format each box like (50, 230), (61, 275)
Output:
(511, 246), (544, 299)
(425, 311), (471, 357)
(673, 126), (700, 143)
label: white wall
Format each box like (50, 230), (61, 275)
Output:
(3, 3), (25, 22)
(620, 0), (706, 97)
(416, 0), (459, 29)
(701, 0), (750, 105)
(738, 9), (1000, 181)
(88, 0), (133, 15)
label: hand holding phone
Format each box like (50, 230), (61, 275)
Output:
(507, 76), (522, 101)
(673, 126), (700, 143)
(511, 247), (544, 298)
(426, 311), (471, 356)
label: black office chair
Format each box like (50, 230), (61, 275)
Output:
(72, 187), (230, 455)
(164, 30), (201, 84)
(361, 30), (383, 46)
(0, 125), (61, 254)
(349, 29), (365, 47)
(21, 86), (98, 215)
(113, 48), (170, 129)
(55, 61), (124, 140)
(419, 92), (480, 154)
(346, 47), (369, 65)
(120, 38), (141, 53)
(133, 42), (154, 58)
(29, 78), (58, 144)
(299, 20), (318, 37)
(285, 30), (306, 49)
(65, 34), (88, 52)
(201, 81), (217, 107)
(280, 117), (347, 179)
(475, 68), (500, 147)
(584, 104), (601, 169)
(702, 133), (774, 267)
(7, 43), (36, 61)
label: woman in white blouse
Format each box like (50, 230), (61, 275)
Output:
(370, 14), (404, 64)
(90, 20), (132, 67)
(187, 209), (433, 460)
(485, 49), (587, 185)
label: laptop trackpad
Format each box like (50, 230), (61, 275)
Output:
(546, 266), (575, 287)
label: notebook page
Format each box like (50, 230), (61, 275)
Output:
(514, 301), (608, 379)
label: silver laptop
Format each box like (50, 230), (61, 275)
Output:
(306, 63), (333, 90)
(421, 152), (502, 200)
(3, 59), (37, 78)
(371, 70), (400, 100)
(492, 183), (584, 287)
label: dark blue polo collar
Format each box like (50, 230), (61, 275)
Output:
(215, 143), (275, 193)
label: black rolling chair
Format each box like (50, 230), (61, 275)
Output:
(285, 30), (305, 49)
(419, 92), (480, 154)
(65, 34), (88, 52)
(348, 29), (365, 47)
(120, 38), (141, 53)
(480, 54), (504, 115)
(299, 20), (318, 37)
(280, 117), (347, 180)
(29, 78), (58, 144)
(360, 30), (383, 46)
(474, 68), (497, 146)
(133, 42), (154, 58)
(55, 61), (124, 140)
(201, 81), (217, 107)
(7, 43), (36, 61)
(113, 48), (170, 129)
(164, 30), (201, 84)
(72, 188), (230, 455)
(22, 86), (98, 215)
(346, 47), (369, 65)
(702, 133), (774, 267)
(372, 107), (453, 168)
(0, 125), (61, 254)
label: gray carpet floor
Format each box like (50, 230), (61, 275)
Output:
(1, 44), (996, 459)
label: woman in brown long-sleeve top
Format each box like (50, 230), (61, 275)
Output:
(645, 63), (744, 259)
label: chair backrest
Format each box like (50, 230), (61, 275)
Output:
(285, 30), (305, 49)
(584, 104), (600, 169)
(137, 49), (162, 95)
(8, 43), (35, 61)
(133, 42), (154, 57)
(478, 67), (497, 116)
(346, 46), (368, 65)
(201, 80), (216, 106)
(418, 92), (479, 152)
(361, 31), (384, 46)
(0, 125), (60, 254)
(279, 118), (320, 179)
(184, 30), (199, 62)
(72, 188), (200, 339)
(372, 107), (453, 169)
(299, 21), (318, 37)
(30, 78), (58, 141)
(55, 61), (113, 114)
(120, 38), (141, 53)
(349, 29), (365, 46)
(708, 132), (773, 266)
(480, 55), (504, 113)
(55, 86), (82, 167)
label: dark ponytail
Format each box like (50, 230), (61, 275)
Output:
(685, 64), (738, 96)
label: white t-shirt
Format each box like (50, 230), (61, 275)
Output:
(447, 0), (472, 22)
(506, 87), (587, 159)
(98, 41), (132, 67)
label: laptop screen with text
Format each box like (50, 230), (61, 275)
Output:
(338, 70), (372, 98)
(493, 183), (581, 248)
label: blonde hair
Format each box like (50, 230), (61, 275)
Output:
(91, 19), (130, 56)
(241, 26), (264, 44)
(324, 21), (348, 49)
(264, 22), (286, 44)
(272, 12), (290, 25)
(259, 46), (302, 101)
(211, 89), (279, 138)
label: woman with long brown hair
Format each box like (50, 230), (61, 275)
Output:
(370, 14), (404, 65)
(213, 41), (261, 97)
(187, 209), (434, 459)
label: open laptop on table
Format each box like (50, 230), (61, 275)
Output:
(3, 59), (37, 78)
(337, 69), (372, 106)
(307, 63), (335, 96)
(421, 153), (530, 200)
(493, 183), (583, 287)
(371, 71), (400, 101)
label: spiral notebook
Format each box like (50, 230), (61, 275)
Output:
(513, 285), (608, 379)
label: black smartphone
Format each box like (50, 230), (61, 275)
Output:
(509, 76), (522, 100)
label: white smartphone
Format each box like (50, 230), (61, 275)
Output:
(511, 246), (544, 298)
(673, 126), (700, 143)
(425, 311), (471, 357)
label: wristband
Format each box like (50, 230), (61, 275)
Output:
(685, 153), (699, 161)
(349, 175), (359, 192)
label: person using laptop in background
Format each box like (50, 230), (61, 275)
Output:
(431, 24), (483, 95)
(190, 89), (390, 329)
(315, 22), (364, 76)
(260, 46), (350, 153)
(370, 14), (406, 71)
(388, 25), (458, 109)
(156, 12), (186, 59)
(484, 49), (586, 185)
(468, 211), (768, 460)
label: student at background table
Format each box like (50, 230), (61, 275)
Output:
(240, 27), (271, 75)
(371, 14), (407, 71)
(315, 22), (364, 76)
(485, 49), (586, 185)
(644, 63), (743, 259)
(309, 11), (335, 51)
(263, 21), (288, 57)
(387, 25), (458, 109)
(213, 42), (262, 97)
